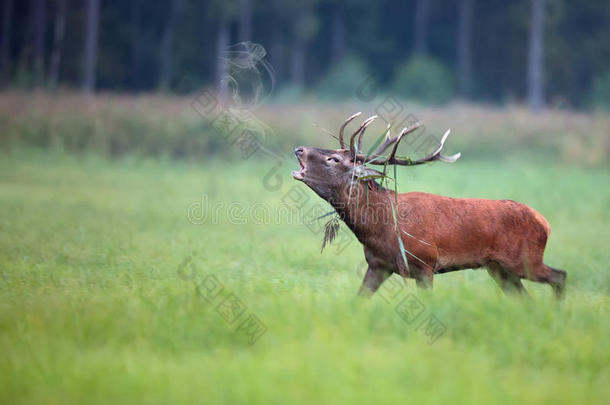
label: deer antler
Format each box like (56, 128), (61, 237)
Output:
(349, 115), (377, 158)
(338, 112), (362, 149)
(357, 117), (383, 153)
(335, 113), (460, 166)
(360, 128), (460, 166)
(365, 121), (422, 161)
(413, 129), (462, 164)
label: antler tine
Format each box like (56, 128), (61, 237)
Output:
(412, 129), (461, 164)
(349, 115), (377, 157)
(358, 119), (386, 152)
(367, 122), (421, 160)
(338, 112), (362, 149)
(353, 125), (408, 164)
(356, 127), (460, 166)
(359, 122), (391, 160)
(385, 125), (412, 163)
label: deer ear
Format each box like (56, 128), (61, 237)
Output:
(353, 165), (385, 180)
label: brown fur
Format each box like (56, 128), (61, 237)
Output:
(292, 146), (566, 298)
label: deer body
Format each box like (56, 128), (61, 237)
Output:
(292, 113), (566, 298)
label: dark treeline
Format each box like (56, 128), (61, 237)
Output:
(0, 0), (609, 109)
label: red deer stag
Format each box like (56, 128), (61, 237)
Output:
(292, 113), (566, 298)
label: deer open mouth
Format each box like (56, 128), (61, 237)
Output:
(292, 158), (306, 181)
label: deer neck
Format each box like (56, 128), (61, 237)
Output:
(328, 181), (393, 243)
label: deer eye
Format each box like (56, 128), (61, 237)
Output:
(327, 156), (340, 163)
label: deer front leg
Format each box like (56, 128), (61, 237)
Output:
(357, 267), (391, 298)
(414, 270), (434, 289)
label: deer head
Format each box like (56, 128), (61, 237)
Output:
(292, 112), (461, 201)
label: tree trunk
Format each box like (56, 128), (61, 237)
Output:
(239, 0), (252, 42)
(527, 0), (545, 111)
(49, 0), (66, 88)
(457, 0), (474, 98)
(32, 0), (45, 87)
(413, 0), (430, 55)
(216, 19), (230, 103)
(270, 0), (283, 82)
(270, 19), (282, 82)
(0, 0), (13, 85)
(130, 0), (141, 90)
(291, 39), (305, 87)
(159, 0), (180, 92)
(291, 10), (307, 87)
(331, 4), (346, 64)
(82, 0), (100, 94)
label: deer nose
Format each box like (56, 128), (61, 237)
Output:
(294, 147), (305, 157)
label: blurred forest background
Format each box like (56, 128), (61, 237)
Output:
(1, 2), (610, 403)
(1, 0), (609, 109)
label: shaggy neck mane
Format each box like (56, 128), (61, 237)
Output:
(328, 180), (393, 242)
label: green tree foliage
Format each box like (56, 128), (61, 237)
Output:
(316, 55), (370, 100)
(392, 56), (454, 105)
(590, 71), (610, 110)
(0, 0), (608, 108)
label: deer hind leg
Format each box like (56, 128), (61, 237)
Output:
(526, 264), (567, 299)
(487, 264), (528, 296)
(357, 267), (391, 298)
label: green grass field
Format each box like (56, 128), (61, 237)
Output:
(1, 146), (609, 404)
